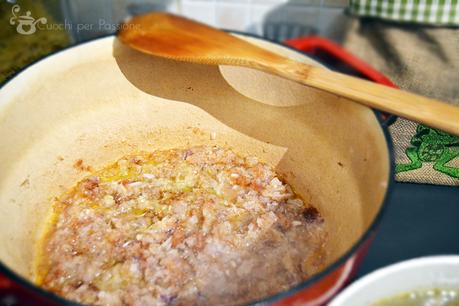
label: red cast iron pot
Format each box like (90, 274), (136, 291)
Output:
(0, 33), (394, 305)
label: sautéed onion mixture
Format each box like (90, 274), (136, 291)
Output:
(36, 145), (327, 306)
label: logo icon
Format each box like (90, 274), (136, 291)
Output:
(9, 4), (47, 35)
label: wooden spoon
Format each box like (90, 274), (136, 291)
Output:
(118, 13), (459, 135)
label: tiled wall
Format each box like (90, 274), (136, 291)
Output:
(62, 0), (348, 42)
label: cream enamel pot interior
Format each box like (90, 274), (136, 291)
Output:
(0, 34), (391, 305)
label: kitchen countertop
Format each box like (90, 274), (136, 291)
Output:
(357, 182), (459, 278)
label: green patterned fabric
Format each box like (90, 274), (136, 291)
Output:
(349, 0), (459, 26)
(342, 18), (459, 185)
(394, 124), (459, 180)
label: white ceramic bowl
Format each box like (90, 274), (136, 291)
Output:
(329, 256), (459, 306)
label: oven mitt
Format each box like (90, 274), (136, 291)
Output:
(342, 17), (459, 185)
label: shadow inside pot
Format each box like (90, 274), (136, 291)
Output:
(112, 38), (350, 154)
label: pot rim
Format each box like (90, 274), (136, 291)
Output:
(0, 32), (395, 306)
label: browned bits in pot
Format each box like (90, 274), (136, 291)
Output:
(38, 145), (327, 306)
(73, 159), (93, 172)
(303, 207), (323, 224)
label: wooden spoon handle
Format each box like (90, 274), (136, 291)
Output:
(268, 60), (459, 135)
